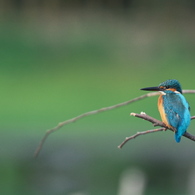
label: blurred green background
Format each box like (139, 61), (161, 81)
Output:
(1, 1), (195, 195)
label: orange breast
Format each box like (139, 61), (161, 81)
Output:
(158, 95), (172, 129)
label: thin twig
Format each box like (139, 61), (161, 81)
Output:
(34, 92), (158, 157)
(118, 128), (165, 149)
(130, 112), (166, 127)
(34, 90), (195, 157)
(118, 113), (195, 148)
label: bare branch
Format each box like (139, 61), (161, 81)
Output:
(130, 112), (165, 127)
(118, 128), (165, 149)
(118, 113), (195, 149)
(34, 90), (195, 157)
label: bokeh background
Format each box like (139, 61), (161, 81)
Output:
(1, 1), (195, 195)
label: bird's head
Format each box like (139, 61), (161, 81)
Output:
(141, 79), (182, 94)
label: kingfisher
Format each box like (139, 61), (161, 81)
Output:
(141, 79), (191, 143)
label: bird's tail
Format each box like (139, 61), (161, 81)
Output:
(174, 132), (182, 143)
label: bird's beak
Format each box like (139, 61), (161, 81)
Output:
(140, 86), (161, 91)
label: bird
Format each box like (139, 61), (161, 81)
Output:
(140, 79), (191, 143)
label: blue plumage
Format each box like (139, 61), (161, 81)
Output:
(161, 90), (190, 142)
(141, 79), (191, 142)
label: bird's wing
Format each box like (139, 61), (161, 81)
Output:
(163, 93), (189, 129)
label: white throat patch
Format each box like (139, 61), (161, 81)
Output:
(159, 90), (180, 95)
(159, 91), (166, 95)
